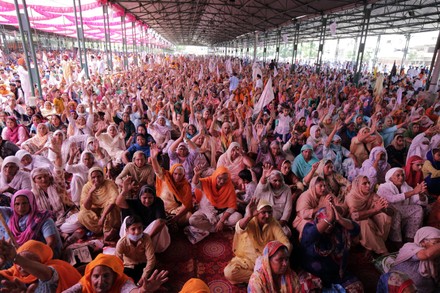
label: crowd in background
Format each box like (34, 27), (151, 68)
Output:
(0, 48), (437, 292)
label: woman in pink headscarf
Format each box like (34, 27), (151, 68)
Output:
(1, 116), (29, 146)
(391, 226), (440, 292)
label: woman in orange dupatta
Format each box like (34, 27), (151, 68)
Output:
(0, 240), (80, 292)
(66, 253), (168, 293)
(189, 166), (242, 233)
(151, 146), (193, 225)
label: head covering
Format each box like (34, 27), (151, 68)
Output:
(9, 190), (51, 246)
(300, 144), (313, 152)
(248, 241), (299, 293)
(406, 133), (430, 164)
(15, 149), (31, 162)
(53, 129), (65, 140)
(0, 240), (81, 292)
(257, 199), (273, 211)
(31, 167), (65, 215)
(404, 156), (424, 188)
(17, 58), (25, 66)
(376, 271), (416, 293)
(385, 167), (404, 183)
(393, 226), (440, 282)
(360, 146), (389, 187)
(196, 166), (237, 209)
(156, 163), (192, 209)
(88, 166), (103, 180)
(79, 254), (131, 293)
(345, 175), (372, 212)
(2, 155), (20, 169)
(309, 125), (322, 141)
(179, 278), (210, 293)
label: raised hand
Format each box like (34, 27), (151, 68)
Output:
(262, 163), (274, 178)
(245, 197), (259, 218)
(150, 144), (160, 158)
(139, 269), (169, 293)
(0, 279), (37, 293)
(193, 164), (204, 177)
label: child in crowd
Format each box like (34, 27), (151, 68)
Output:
(235, 169), (257, 213)
(115, 215), (156, 284)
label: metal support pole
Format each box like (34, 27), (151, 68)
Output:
(132, 22), (137, 66)
(427, 30), (440, 93)
(354, 5), (371, 84)
(401, 34), (411, 69)
(316, 16), (327, 73)
(275, 29), (281, 63)
(253, 32), (257, 62)
(73, 0), (89, 78)
(0, 25), (9, 54)
(291, 22), (300, 69)
(372, 35), (381, 70)
(14, 0), (40, 97)
(102, 4), (111, 70)
(263, 32), (267, 63)
(121, 15), (128, 70)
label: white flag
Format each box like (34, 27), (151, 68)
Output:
(42, 52), (49, 67)
(239, 61), (242, 73)
(225, 59), (233, 75)
(282, 34), (288, 44)
(329, 21), (337, 36)
(216, 65), (220, 78)
(253, 77), (274, 115)
(396, 87), (403, 105)
(273, 67), (278, 77)
(198, 64), (203, 80)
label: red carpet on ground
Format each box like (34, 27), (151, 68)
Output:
(155, 230), (381, 293)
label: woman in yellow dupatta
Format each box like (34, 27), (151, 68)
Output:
(77, 167), (121, 242)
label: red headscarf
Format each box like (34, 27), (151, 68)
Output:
(404, 155), (424, 188)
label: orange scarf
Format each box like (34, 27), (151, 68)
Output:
(0, 240), (81, 293)
(79, 254), (131, 293)
(156, 164), (193, 209)
(196, 166), (237, 209)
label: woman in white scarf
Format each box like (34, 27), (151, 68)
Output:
(217, 142), (253, 187)
(15, 149), (52, 172)
(377, 168), (427, 243)
(30, 167), (77, 230)
(0, 156), (31, 198)
(148, 115), (171, 150)
(391, 226), (440, 292)
(406, 133), (430, 164)
(359, 146), (391, 190)
(95, 123), (126, 163)
(65, 150), (98, 205)
(254, 167), (292, 237)
(306, 125), (327, 160)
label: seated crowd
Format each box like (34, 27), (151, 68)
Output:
(0, 50), (438, 293)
